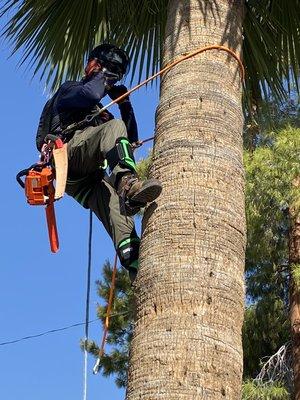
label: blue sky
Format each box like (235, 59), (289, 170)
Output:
(0, 31), (159, 399)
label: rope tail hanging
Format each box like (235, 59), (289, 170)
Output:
(93, 252), (118, 375)
(83, 210), (93, 400)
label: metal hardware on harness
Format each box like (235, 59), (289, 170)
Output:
(61, 113), (99, 142)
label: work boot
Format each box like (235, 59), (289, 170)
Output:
(117, 173), (162, 216)
(128, 268), (137, 284)
(128, 260), (139, 285)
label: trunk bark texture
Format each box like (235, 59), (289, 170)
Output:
(127, 1), (245, 399)
(289, 206), (300, 400)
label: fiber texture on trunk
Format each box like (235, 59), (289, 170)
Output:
(289, 206), (300, 400)
(127, 1), (245, 399)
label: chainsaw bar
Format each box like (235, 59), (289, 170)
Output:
(45, 203), (59, 253)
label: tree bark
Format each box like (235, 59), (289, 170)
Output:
(289, 205), (300, 400)
(127, 1), (245, 399)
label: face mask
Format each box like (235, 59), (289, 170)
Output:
(102, 67), (121, 87)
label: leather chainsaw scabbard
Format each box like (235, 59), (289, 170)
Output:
(53, 143), (68, 200)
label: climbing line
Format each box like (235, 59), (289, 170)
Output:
(93, 252), (118, 375)
(98, 44), (244, 114)
(133, 135), (155, 148)
(83, 210), (93, 400)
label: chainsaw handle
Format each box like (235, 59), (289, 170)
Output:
(16, 168), (29, 188)
(16, 163), (40, 189)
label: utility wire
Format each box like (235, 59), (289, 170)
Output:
(0, 318), (100, 346)
(0, 311), (129, 347)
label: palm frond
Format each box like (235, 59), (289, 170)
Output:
(243, 0), (300, 116)
(1, 0), (299, 113)
(1, 0), (167, 90)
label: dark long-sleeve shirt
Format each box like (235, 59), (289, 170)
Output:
(58, 73), (106, 110)
(36, 72), (138, 150)
(56, 72), (138, 143)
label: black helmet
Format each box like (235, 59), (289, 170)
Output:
(88, 44), (130, 79)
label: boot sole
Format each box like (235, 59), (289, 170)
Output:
(130, 179), (162, 205)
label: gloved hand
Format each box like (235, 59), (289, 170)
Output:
(106, 85), (129, 104)
(99, 110), (114, 122)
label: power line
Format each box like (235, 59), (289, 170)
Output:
(0, 318), (99, 346)
(0, 311), (129, 347)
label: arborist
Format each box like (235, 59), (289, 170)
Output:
(36, 43), (162, 281)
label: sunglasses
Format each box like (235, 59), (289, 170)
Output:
(104, 61), (125, 79)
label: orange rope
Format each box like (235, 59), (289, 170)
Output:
(97, 252), (118, 361)
(99, 44), (244, 113)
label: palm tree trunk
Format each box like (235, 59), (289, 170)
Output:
(289, 205), (300, 400)
(127, 1), (245, 399)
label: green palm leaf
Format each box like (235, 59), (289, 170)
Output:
(243, 0), (300, 111)
(1, 0), (299, 109)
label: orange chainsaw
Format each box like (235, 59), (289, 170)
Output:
(16, 135), (68, 253)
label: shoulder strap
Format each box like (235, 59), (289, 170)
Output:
(35, 91), (60, 151)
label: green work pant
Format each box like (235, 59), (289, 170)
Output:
(65, 119), (139, 250)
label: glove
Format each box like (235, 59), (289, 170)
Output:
(99, 110), (114, 123)
(106, 85), (129, 104)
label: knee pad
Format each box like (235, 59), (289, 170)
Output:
(117, 237), (140, 270)
(106, 137), (136, 173)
